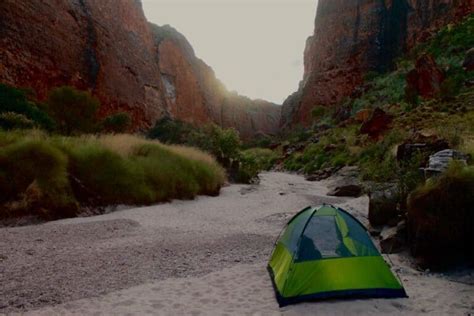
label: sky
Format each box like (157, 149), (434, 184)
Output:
(142, 0), (317, 104)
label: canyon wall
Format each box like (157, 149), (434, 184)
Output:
(152, 24), (281, 138)
(281, 0), (474, 127)
(0, 0), (280, 138)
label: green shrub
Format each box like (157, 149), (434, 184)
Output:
(0, 131), (225, 219)
(0, 84), (54, 130)
(102, 112), (132, 134)
(46, 86), (100, 135)
(236, 148), (279, 182)
(0, 112), (35, 130)
(147, 117), (193, 144)
(0, 136), (77, 218)
(408, 163), (474, 267)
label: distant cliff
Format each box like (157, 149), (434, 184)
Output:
(0, 0), (280, 138)
(281, 0), (474, 127)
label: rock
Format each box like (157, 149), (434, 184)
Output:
(396, 137), (449, 163)
(424, 149), (469, 176)
(406, 54), (445, 99)
(333, 166), (359, 178)
(368, 226), (382, 237)
(360, 108), (393, 139)
(327, 183), (362, 197)
(280, 0), (470, 128)
(355, 109), (372, 123)
(0, 0), (280, 138)
(368, 187), (399, 227)
(305, 167), (337, 181)
(380, 221), (407, 254)
(462, 47), (474, 71)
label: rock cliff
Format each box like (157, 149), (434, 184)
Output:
(0, 0), (280, 138)
(281, 0), (474, 127)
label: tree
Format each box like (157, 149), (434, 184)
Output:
(102, 112), (132, 134)
(46, 86), (100, 135)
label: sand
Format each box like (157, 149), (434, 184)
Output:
(1, 172), (472, 315)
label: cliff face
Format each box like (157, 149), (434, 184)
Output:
(282, 0), (474, 127)
(152, 24), (281, 138)
(0, 0), (280, 137)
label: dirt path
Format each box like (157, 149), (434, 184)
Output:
(0, 172), (472, 315)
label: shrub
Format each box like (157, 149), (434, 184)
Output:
(0, 112), (35, 130)
(236, 148), (279, 182)
(147, 117), (192, 144)
(0, 84), (54, 130)
(408, 163), (474, 268)
(46, 86), (100, 135)
(102, 112), (132, 134)
(0, 136), (77, 218)
(0, 131), (226, 219)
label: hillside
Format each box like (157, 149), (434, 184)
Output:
(281, 0), (474, 127)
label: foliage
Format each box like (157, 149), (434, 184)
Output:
(0, 83), (55, 130)
(147, 117), (194, 144)
(236, 148), (279, 182)
(351, 70), (408, 113)
(45, 86), (100, 135)
(0, 131), (225, 219)
(102, 112), (132, 134)
(413, 14), (474, 60)
(0, 112), (35, 130)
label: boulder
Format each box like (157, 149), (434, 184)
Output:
(327, 183), (362, 197)
(360, 108), (393, 139)
(406, 54), (445, 99)
(380, 221), (407, 254)
(424, 149), (469, 177)
(355, 109), (372, 123)
(462, 47), (474, 71)
(368, 187), (399, 227)
(396, 139), (449, 163)
(305, 167), (338, 182)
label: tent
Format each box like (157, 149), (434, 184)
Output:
(268, 204), (407, 306)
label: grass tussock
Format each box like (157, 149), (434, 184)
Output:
(0, 131), (225, 219)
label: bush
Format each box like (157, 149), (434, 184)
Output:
(0, 84), (55, 130)
(408, 163), (474, 268)
(0, 136), (77, 218)
(0, 112), (35, 130)
(0, 131), (225, 219)
(102, 112), (132, 134)
(236, 148), (279, 182)
(46, 86), (100, 135)
(147, 117), (193, 144)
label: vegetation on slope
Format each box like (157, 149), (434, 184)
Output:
(147, 117), (278, 183)
(0, 85), (227, 222)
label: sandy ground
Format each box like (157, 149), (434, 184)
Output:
(0, 172), (473, 315)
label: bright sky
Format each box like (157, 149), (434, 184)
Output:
(142, 0), (317, 104)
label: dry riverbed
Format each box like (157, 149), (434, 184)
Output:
(0, 172), (472, 315)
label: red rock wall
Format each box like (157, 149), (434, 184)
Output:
(281, 0), (474, 127)
(152, 24), (281, 138)
(0, 0), (280, 137)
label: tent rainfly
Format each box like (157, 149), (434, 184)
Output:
(268, 205), (407, 306)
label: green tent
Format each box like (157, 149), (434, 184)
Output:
(268, 205), (407, 306)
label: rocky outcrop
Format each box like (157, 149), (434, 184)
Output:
(0, 0), (280, 137)
(281, 0), (474, 127)
(406, 54), (445, 99)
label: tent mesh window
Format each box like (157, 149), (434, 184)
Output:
(296, 215), (350, 261)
